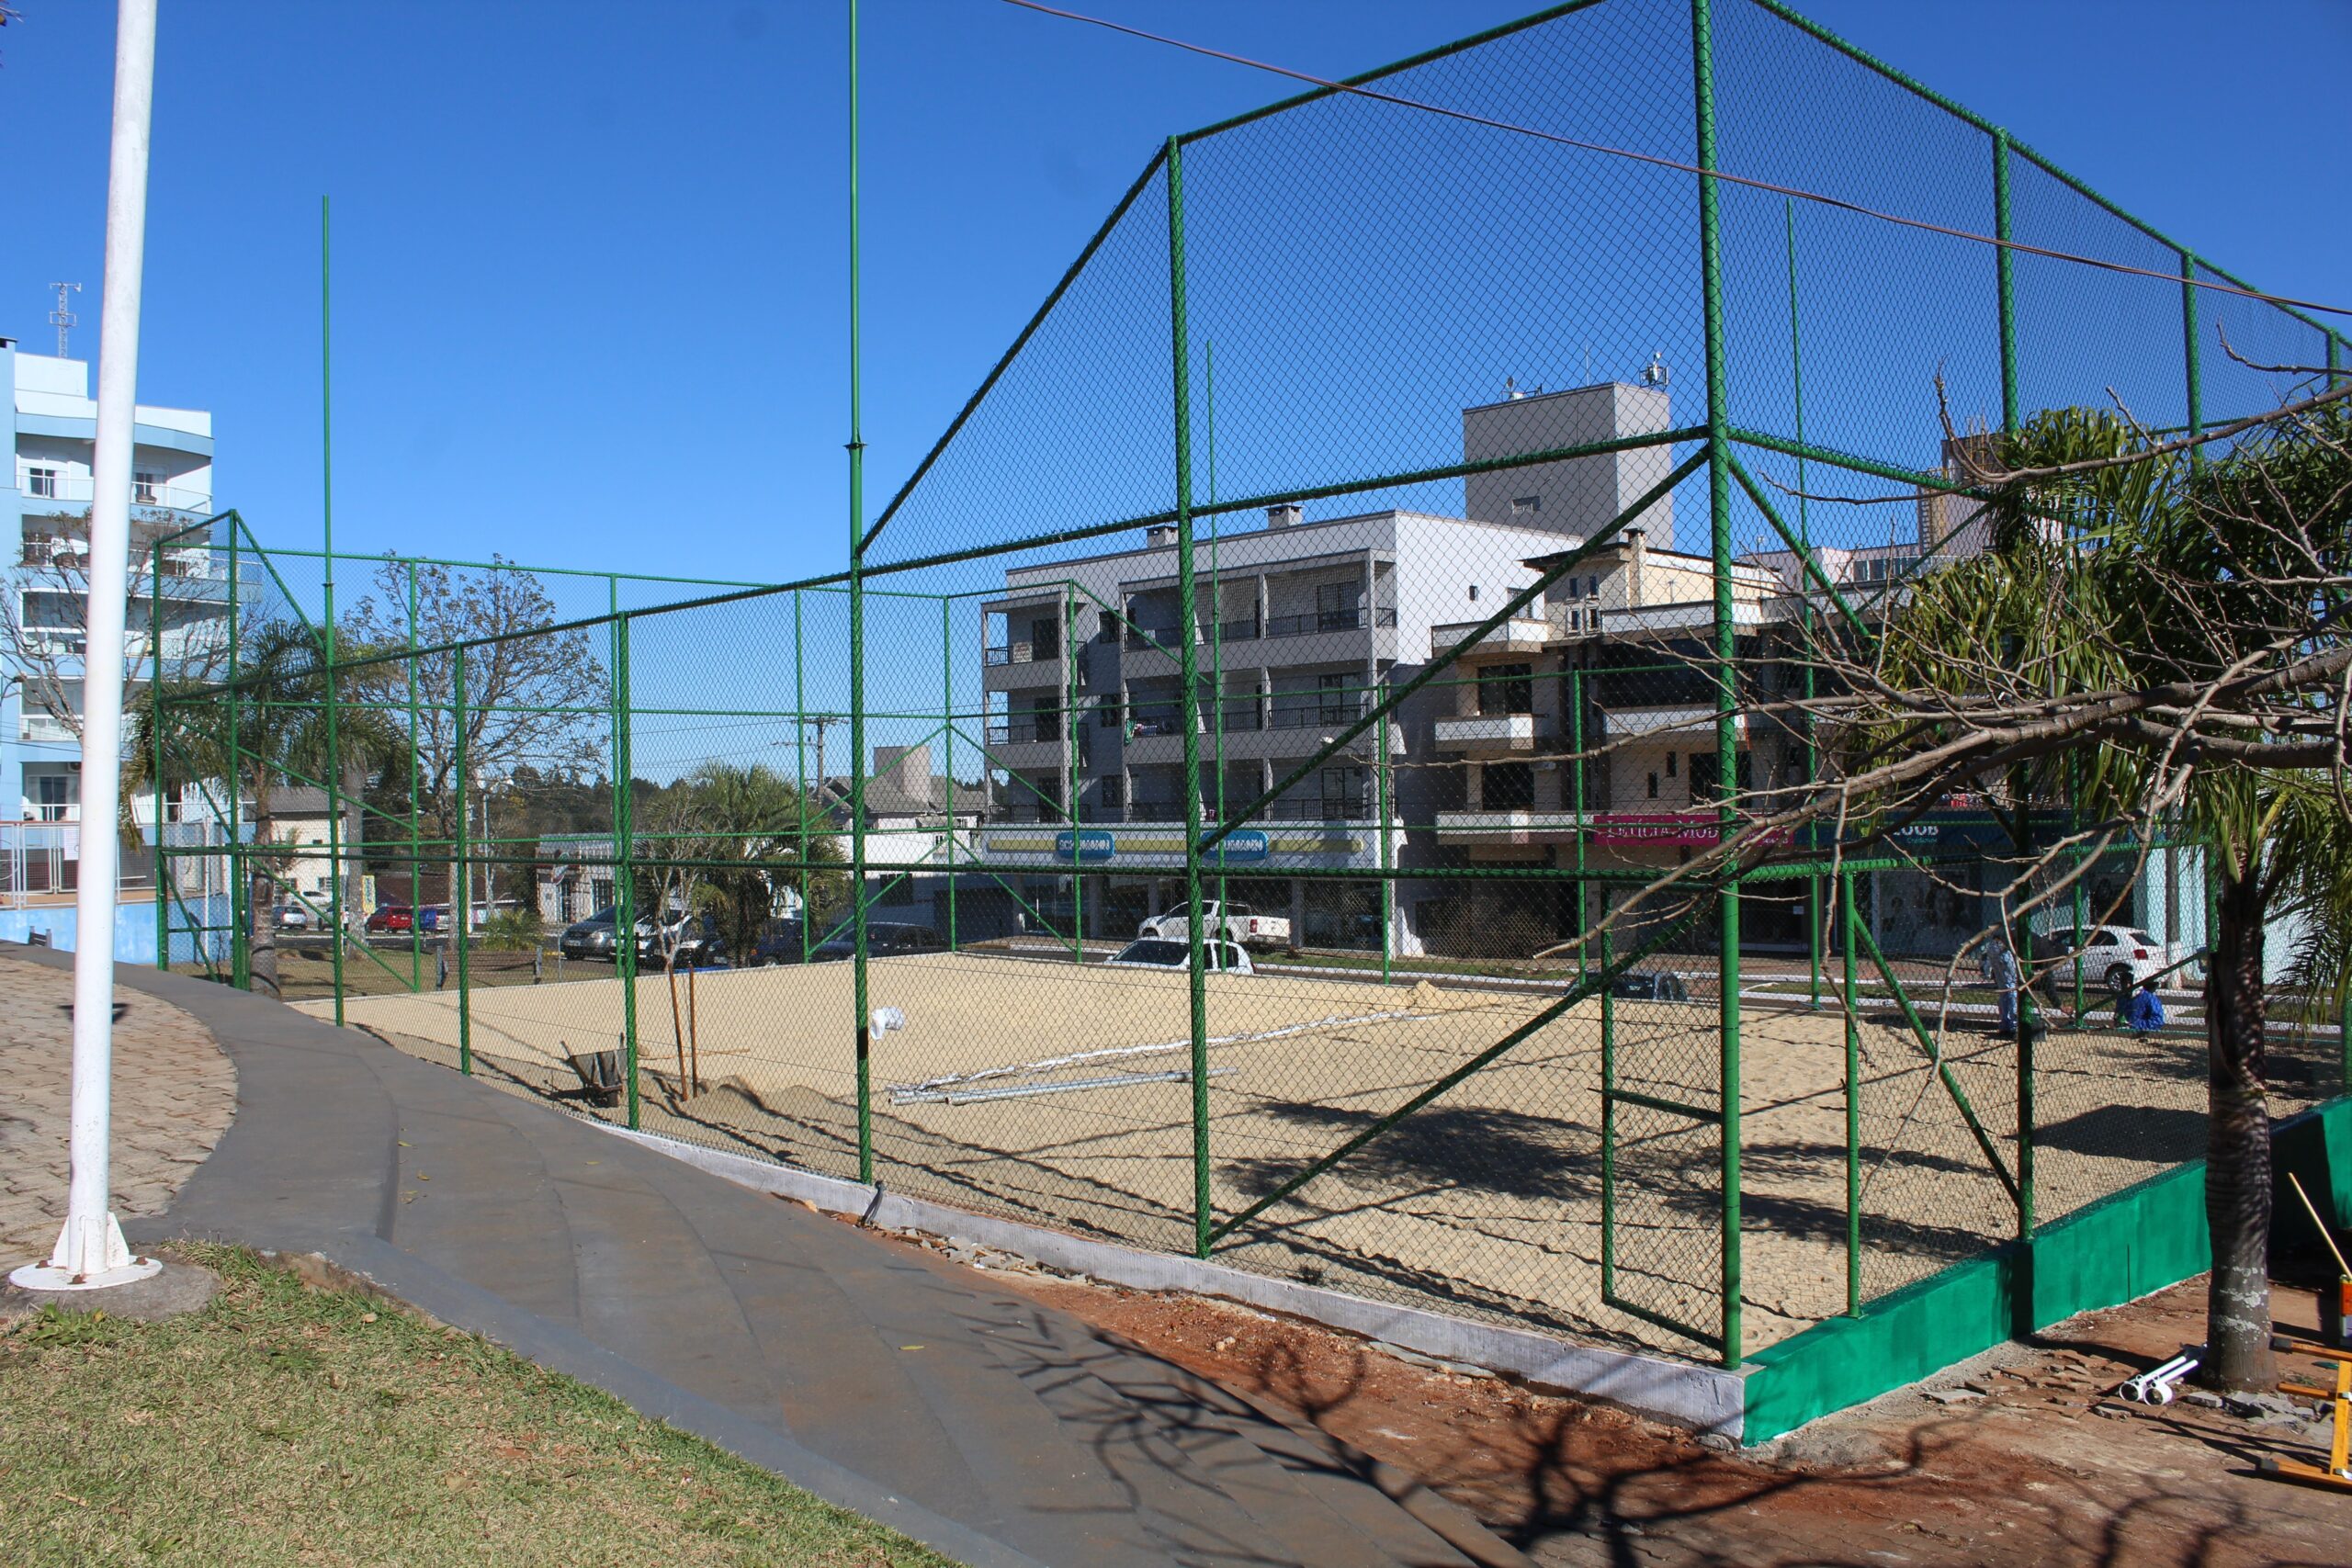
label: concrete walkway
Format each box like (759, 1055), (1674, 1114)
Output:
(12, 950), (1520, 1568)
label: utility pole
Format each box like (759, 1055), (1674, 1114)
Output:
(13, 0), (164, 1294)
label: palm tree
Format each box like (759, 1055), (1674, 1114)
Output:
(128, 618), (410, 998)
(1875, 404), (2352, 1390)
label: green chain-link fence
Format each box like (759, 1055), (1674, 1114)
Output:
(150, 0), (2349, 1371)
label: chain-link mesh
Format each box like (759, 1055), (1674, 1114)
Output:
(141, 0), (2350, 1374)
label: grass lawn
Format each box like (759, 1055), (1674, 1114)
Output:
(0, 1246), (958, 1567)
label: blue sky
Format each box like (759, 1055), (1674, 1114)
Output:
(4, 0), (2346, 604)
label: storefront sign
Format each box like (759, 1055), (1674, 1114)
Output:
(1055, 829), (1116, 863)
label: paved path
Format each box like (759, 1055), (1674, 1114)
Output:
(9, 950), (1520, 1568)
(0, 953), (236, 1261)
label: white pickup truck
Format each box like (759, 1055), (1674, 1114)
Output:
(1135, 900), (1291, 951)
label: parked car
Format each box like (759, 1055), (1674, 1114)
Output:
(558, 908), (727, 966)
(415, 904), (451, 933)
(1134, 900), (1290, 951)
(1106, 937), (1255, 976)
(752, 919), (812, 965)
(271, 901), (311, 931)
(559, 908), (622, 960)
(808, 922), (947, 963)
(1608, 970), (1690, 1002)
(364, 904), (414, 935)
(2023, 919), (2191, 998)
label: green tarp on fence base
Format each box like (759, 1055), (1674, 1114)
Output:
(1742, 1094), (2352, 1443)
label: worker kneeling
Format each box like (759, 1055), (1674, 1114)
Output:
(2122, 979), (2165, 1033)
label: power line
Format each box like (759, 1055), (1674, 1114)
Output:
(1000, 0), (2351, 324)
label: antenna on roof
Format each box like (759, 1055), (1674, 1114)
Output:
(1642, 351), (1669, 389)
(48, 282), (81, 357)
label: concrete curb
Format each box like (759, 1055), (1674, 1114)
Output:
(605, 1124), (1748, 1437)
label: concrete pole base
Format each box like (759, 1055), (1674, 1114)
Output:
(8, 1212), (164, 1292)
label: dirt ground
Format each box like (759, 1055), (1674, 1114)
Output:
(311, 950), (2314, 1362)
(949, 1247), (2352, 1568)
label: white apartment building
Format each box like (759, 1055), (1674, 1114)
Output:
(4, 337), (226, 850)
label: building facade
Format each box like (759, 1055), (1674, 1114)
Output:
(3, 338), (226, 876)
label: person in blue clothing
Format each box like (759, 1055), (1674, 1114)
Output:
(1991, 940), (2020, 1036)
(2122, 978), (2166, 1032)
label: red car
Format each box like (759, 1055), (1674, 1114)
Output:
(365, 904), (414, 934)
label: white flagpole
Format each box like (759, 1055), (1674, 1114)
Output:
(13, 0), (164, 1292)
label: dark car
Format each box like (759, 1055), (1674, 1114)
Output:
(559, 908), (727, 966)
(752, 919), (812, 965)
(559, 908), (622, 961)
(1608, 970), (1690, 1003)
(365, 904), (414, 934)
(808, 922), (946, 963)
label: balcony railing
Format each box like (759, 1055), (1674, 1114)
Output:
(984, 640), (1059, 667)
(1269, 700), (1366, 730)
(1264, 606), (1396, 638)
(984, 718), (1063, 745)
(21, 476), (213, 512)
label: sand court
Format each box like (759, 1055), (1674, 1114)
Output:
(306, 951), (2269, 1359)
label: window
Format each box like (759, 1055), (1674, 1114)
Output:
(1483, 761), (1534, 810)
(1028, 616), (1061, 661)
(1099, 695), (1123, 729)
(1665, 751), (1678, 778)
(25, 466), (59, 500)
(1317, 671), (1353, 724)
(1099, 774), (1124, 809)
(1467, 585), (1480, 603)
(1479, 662), (1533, 716)
(1318, 765), (1366, 818)
(1510, 494), (1540, 514)
(132, 471), (160, 503)
(34, 775), (73, 822)
(1646, 773), (1659, 800)
(1588, 575), (1600, 598)
(1315, 578), (1361, 630)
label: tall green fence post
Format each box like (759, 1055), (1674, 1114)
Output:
(321, 194), (347, 1026)
(612, 615), (639, 1128)
(1065, 581), (1081, 960)
(1167, 134), (1214, 1258)
(150, 543), (167, 969)
(1840, 867), (1861, 1315)
(407, 563), (423, 991)
(847, 0), (875, 1185)
(227, 528), (247, 989)
(944, 594), (957, 952)
(2181, 248), (2204, 468)
(453, 644), (471, 1076)
(1994, 129), (2020, 436)
(1785, 198), (1823, 1013)
(1692, 0), (1743, 1367)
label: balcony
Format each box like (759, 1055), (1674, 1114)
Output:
(1599, 705), (1745, 740)
(980, 638), (1066, 689)
(1265, 606), (1396, 638)
(1433, 810), (1586, 842)
(1430, 617), (1548, 660)
(1432, 712), (1551, 754)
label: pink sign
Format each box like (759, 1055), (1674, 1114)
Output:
(1589, 814), (1792, 847)
(1591, 813), (1724, 846)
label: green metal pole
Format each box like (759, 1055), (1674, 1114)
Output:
(408, 563), (422, 991)
(322, 194), (347, 1024)
(1599, 897), (1616, 1293)
(848, 0), (874, 1185)
(453, 645), (471, 1076)
(2181, 248), (2204, 469)
(1206, 337), (1230, 938)
(1378, 703), (1392, 984)
(794, 592), (811, 963)
(228, 531), (247, 990)
(1840, 868), (1860, 1315)
(1788, 197), (1821, 1014)
(1692, 0), (1742, 1367)
(1994, 129), (2019, 437)
(1066, 581), (1080, 961)
(2339, 967), (2350, 1095)
(151, 544), (167, 970)
(1572, 664), (1588, 984)
(1168, 134), (1214, 1258)
(944, 594), (956, 953)
(613, 615), (639, 1127)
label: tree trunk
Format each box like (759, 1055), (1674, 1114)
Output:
(247, 864), (279, 998)
(2201, 862), (2275, 1393)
